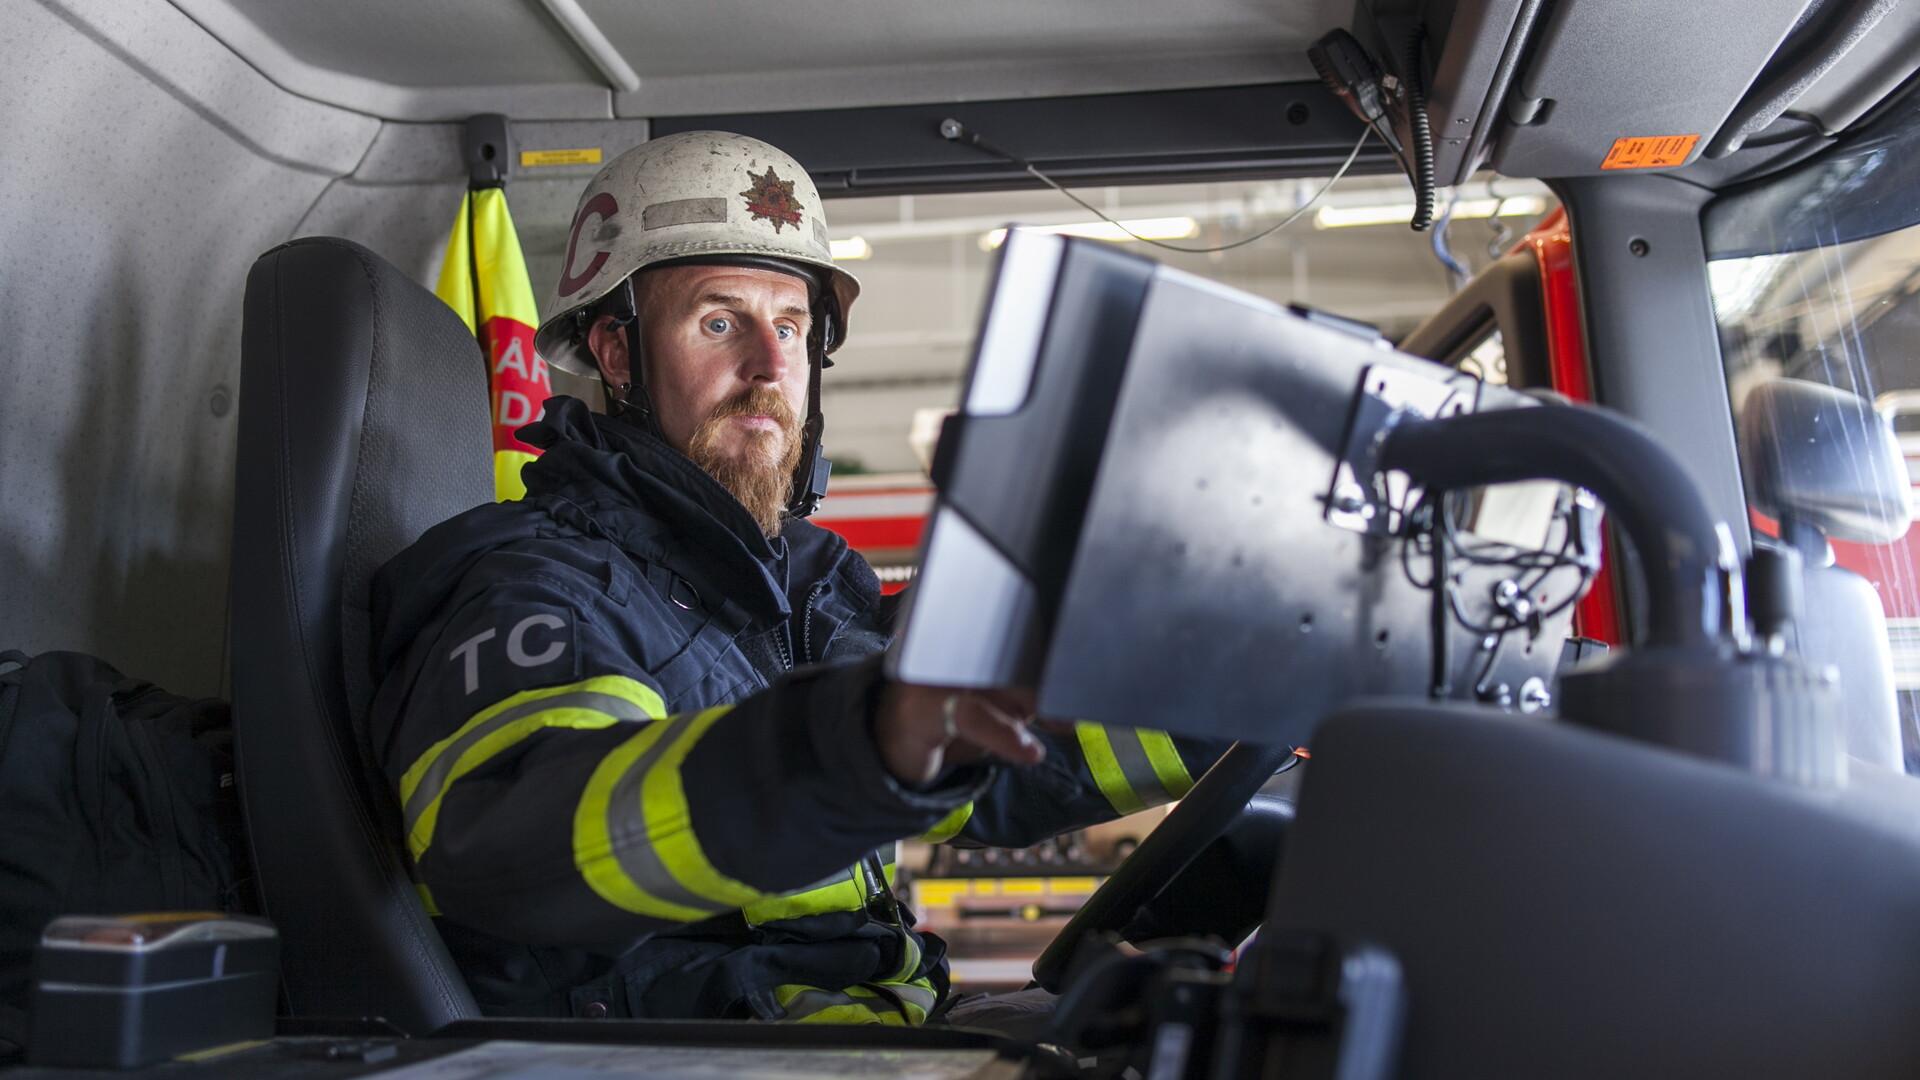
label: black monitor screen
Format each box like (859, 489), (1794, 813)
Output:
(890, 231), (1582, 745)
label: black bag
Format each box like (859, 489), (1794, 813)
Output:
(0, 651), (253, 1058)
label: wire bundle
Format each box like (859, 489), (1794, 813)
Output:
(1387, 377), (1601, 702)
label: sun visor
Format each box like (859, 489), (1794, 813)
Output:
(1488, 0), (1817, 178)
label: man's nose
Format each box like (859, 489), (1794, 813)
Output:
(741, 324), (792, 385)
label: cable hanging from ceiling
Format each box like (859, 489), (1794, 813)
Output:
(937, 117), (1374, 255)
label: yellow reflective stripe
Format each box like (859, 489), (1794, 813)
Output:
(886, 926), (924, 984)
(644, 706), (763, 908)
(399, 674), (665, 805)
(878, 977), (938, 1024)
(775, 983), (928, 1026)
(1077, 723), (1146, 816)
(774, 985), (897, 1025)
(1077, 723), (1192, 814)
(575, 705), (764, 920)
(742, 867), (862, 925)
(398, 675), (666, 861)
(743, 845), (900, 925)
(415, 882), (441, 917)
(1138, 728), (1195, 799)
(919, 801), (974, 844)
(574, 715), (700, 919)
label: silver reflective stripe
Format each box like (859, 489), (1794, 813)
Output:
(1106, 728), (1173, 806)
(403, 691), (652, 832)
(783, 987), (861, 1020)
(888, 927), (923, 983)
(603, 713), (719, 913)
(643, 197), (728, 229)
(885, 981), (937, 1016)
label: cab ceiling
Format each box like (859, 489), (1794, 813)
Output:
(166, 0), (1351, 121)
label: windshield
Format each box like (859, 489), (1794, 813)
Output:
(1707, 88), (1920, 775)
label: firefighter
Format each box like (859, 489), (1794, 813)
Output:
(366, 131), (1224, 1029)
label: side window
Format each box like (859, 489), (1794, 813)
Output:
(1452, 327), (1510, 385)
(1399, 243), (1552, 391)
(1707, 96), (1920, 774)
(1881, 392), (1920, 490)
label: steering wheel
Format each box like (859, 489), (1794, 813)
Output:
(1032, 740), (1300, 991)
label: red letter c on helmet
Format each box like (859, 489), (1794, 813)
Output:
(559, 192), (618, 297)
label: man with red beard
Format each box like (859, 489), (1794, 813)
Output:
(365, 132), (1223, 1031)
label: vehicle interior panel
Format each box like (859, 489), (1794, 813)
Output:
(1554, 175), (1754, 550)
(15, 0), (1920, 1074)
(1268, 701), (1920, 1079)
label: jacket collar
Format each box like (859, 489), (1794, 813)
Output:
(518, 397), (851, 627)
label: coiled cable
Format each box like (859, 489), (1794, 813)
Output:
(1405, 28), (1437, 231)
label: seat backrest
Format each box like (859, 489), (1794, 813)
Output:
(231, 237), (489, 1032)
(1799, 565), (1905, 768)
(1738, 377), (1912, 767)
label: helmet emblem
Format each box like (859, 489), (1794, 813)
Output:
(739, 166), (805, 234)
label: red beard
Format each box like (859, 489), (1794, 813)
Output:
(687, 385), (804, 537)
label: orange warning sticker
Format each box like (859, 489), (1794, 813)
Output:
(1600, 134), (1700, 170)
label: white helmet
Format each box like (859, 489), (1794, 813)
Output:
(535, 130), (860, 378)
(535, 131), (861, 518)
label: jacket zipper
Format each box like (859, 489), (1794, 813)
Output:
(799, 581), (827, 666)
(774, 583), (828, 671)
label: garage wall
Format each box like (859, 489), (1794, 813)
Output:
(2, 0), (377, 695)
(0, 0), (652, 696)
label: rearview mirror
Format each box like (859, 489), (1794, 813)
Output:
(1737, 378), (1911, 547)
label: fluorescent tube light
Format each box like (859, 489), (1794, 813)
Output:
(1314, 195), (1548, 229)
(980, 217), (1200, 250)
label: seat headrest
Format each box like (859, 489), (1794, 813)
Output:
(1738, 378), (1912, 544)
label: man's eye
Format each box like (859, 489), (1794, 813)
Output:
(776, 325), (798, 341)
(704, 317), (733, 334)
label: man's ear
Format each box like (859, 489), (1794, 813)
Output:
(586, 314), (630, 386)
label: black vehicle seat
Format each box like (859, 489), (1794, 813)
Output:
(1738, 377), (1912, 770)
(230, 237), (488, 1032)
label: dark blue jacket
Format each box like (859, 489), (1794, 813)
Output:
(367, 396), (1219, 1021)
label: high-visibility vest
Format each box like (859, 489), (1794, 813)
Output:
(435, 187), (552, 502)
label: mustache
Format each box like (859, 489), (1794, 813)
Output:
(705, 386), (799, 431)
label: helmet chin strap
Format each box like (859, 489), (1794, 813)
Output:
(592, 272), (835, 521)
(593, 276), (663, 439)
(786, 287), (840, 520)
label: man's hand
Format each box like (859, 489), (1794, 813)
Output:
(875, 682), (1045, 787)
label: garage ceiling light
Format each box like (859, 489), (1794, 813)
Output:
(1315, 195), (1548, 229)
(980, 217), (1200, 250)
(830, 236), (873, 260)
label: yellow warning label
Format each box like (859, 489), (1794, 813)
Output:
(1600, 135), (1699, 170)
(520, 147), (603, 168)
